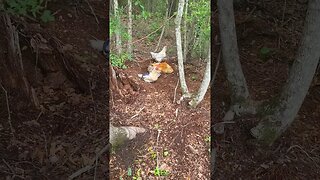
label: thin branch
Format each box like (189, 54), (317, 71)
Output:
(130, 107), (145, 120)
(84, 0), (100, 25)
(0, 83), (15, 138)
(211, 48), (221, 88)
(68, 144), (110, 180)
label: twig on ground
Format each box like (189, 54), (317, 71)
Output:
(173, 79), (180, 103)
(93, 156), (98, 180)
(2, 159), (14, 175)
(130, 107), (145, 120)
(89, 80), (97, 122)
(0, 83), (15, 138)
(287, 145), (316, 163)
(68, 144), (110, 180)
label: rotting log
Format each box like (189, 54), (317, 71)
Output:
(109, 123), (146, 147)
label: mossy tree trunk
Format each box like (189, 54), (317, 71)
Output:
(251, 0), (320, 145)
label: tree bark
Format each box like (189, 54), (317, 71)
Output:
(251, 0), (320, 145)
(113, 0), (122, 54)
(183, 0), (189, 62)
(109, 124), (146, 146)
(217, 0), (249, 103)
(127, 0), (133, 55)
(175, 0), (190, 96)
(189, 46), (211, 108)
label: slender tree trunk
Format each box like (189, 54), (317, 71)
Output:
(127, 0), (133, 55)
(183, 0), (189, 62)
(113, 0), (122, 54)
(155, 0), (169, 52)
(189, 46), (211, 108)
(217, 0), (249, 103)
(251, 0), (320, 145)
(175, 0), (189, 96)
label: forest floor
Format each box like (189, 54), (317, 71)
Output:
(213, 0), (320, 179)
(109, 21), (211, 179)
(0, 1), (109, 179)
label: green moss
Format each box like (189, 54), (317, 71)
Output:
(255, 120), (281, 146)
(256, 95), (281, 118)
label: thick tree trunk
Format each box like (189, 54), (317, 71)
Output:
(217, 0), (249, 103)
(251, 0), (320, 145)
(175, 0), (190, 96)
(189, 46), (211, 108)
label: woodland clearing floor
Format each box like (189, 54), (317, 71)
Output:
(0, 1), (108, 179)
(109, 39), (211, 178)
(213, 0), (320, 179)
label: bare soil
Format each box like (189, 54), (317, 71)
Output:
(213, 0), (320, 179)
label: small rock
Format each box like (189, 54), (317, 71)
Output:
(49, 155), (59, 163)
(67, 13), (73, 18)
(260, 163), (269, 169)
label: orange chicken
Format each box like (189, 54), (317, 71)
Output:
(148, 62), (173, 74)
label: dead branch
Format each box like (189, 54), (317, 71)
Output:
(0, 83), (15, 138)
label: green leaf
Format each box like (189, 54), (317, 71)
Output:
(163, 150), (169, 157)
(40, 10), (55, 23)
(127, 167), (132, 176)
(259, 47), (274, 61)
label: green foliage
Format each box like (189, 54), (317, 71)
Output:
(110, 7), (130, 41)
(259, 47), (274, 61)
(204, 135), (211, 143)
(4, 0), (54, 23)
(163, 150), (169, 157)
(186, 0), (210, 58)
(127, 167), (132, 176)
(110, 52), (130, 69)
(152, 167), (169, 176)
(40, 9), (54, 22)
(134, 0), (151, 20)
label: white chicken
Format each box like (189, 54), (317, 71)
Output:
(138, 67), (161, 83)
(150, 46), (167, 62)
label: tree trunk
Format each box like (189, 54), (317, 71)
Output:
(168, 0), (178, 16)
(217, 0), (249, 103)
(175, 0), (190, 96)
(127, 0), (133, 55)
(251, 0), (320, 145)
(155, 0), (169, 52)
(183, 0), (189, 62)
(189, 46), (211, 108)
(113, 0), (122, 54)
